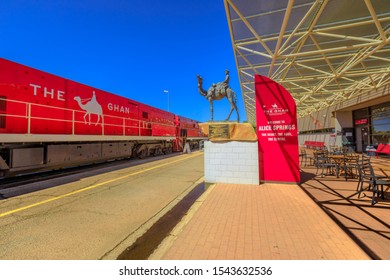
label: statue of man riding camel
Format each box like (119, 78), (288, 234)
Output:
(197, 69), (239, 122)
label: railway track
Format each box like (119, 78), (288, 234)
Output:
(0, 151), (184, 195)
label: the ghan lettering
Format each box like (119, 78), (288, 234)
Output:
(107, 103), (130, 114)
(29, 83), (65, 101)
(29, 83), (130, 114)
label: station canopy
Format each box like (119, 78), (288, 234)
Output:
(224, 0), (390, 124)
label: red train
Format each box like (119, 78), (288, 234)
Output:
(0, 58), (206, 177)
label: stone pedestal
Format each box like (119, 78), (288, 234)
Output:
(201, 122), (259, 185)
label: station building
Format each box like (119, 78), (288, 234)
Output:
(224, 0), (389, 153)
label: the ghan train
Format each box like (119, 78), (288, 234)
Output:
(0, 58), (206, 178)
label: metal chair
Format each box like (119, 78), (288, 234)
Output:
(316, 153), (339, 177)
(299, 149), (314, 167)
(314, 151), (325, 174)
(356, 161), (372, 198)
(356, 154), (372, 192)
(361, 153), (371, 164)
(356, 162), (390, 205)
(342, 154), (359, 181)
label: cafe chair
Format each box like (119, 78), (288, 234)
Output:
(356, 162), (390, 205)
(314, 151), (325, 173)
(361, 153), (371, 164)
(342, 154), (359, 181)
(299, 149), (314, 167)
(316, 154), (339, 178)
(356, 154), (372, 192)
(356, 162), (371, 197)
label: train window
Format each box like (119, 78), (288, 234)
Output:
(0, 96), (6, 111)
(180, 129), (187, 137)
(0, 116), (5, 128)
(142, 111), (148, 119)
(0, 96), (6, 128)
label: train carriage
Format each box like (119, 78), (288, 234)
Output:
(0, 58), (206, 177)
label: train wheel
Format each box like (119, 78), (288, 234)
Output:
(163, 146), (172, 154)
(154, 146), (162, 156)
(138, 148), (148, 159)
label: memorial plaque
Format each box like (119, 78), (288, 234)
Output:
(209, 124), (230, 139)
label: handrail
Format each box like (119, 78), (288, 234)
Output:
(0, 98), (176, 136)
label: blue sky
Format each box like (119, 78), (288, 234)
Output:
(0, 0), (245, 123)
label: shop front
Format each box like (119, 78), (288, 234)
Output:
(353, 102), (390, 153)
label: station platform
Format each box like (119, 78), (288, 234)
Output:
(151, 161), (390, 260)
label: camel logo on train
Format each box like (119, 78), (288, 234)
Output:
(74, 91), (103, 126)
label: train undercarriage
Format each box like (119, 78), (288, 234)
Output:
(0, 139), (201, 178)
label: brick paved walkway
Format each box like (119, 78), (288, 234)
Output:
(151, 182), (371, 260)
(299, 166), (390, 260)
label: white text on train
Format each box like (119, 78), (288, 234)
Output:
(30, 83), (66, 101)
(107, 103), (130, 114)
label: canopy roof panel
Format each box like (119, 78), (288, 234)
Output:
(224, 0), (390, 124)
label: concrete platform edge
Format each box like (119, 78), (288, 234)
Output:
(102, 174), (206, 260)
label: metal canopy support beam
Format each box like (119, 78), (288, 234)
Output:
(268, 0), (295, 76)
(224, 0), (390, 123)
(364, 0), (387, 41)
(226, 0), (273, 56)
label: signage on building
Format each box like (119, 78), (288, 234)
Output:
(255, 75), (300, 183)
(354, 118), (368, 125)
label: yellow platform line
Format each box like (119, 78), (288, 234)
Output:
(0, 152), (202, 218)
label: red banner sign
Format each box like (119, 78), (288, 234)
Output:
(255, 75), (300, 183)
(354, 118), (368, 125)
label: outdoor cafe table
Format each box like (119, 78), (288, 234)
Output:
(376, 165), (390, 179)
